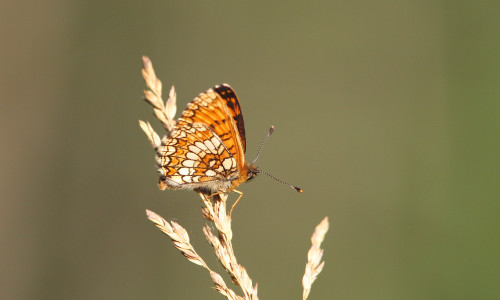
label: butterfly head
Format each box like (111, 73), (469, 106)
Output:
(246, 163), (260, 182)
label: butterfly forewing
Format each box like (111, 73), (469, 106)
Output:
(177, 84), (246, 165)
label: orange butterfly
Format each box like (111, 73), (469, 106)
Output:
(155, 84), (257, 194)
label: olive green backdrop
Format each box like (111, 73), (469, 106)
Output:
(2, 1), (499, 299)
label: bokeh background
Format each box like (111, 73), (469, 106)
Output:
(2, 1), (499, 299)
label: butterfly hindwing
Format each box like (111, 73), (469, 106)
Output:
(156, 123), (238, 191)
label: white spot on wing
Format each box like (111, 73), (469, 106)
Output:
(222, 158), (233, 170)
(204, 140), (216, 151)
(195, 142), (208, 151)
(207, 90), (217, 99)
(186, 152), (199, 160)
(182, 160), (195, 167)
(188, 145), (201, 154)
(164, 145), (176, 155)
(211, 136), (221, 148)
(178, 168), (191, 176)
(170, 175), (182, 183)
(205, 170), (216, 177)
(218, 145), (225, 155)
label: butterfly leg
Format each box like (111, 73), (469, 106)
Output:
(201, 191), (228, 208)
(205, 191), (224, 201)
(229, 189), (244, 217)
(200, 190), (243, 217)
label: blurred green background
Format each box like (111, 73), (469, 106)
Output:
(2, 1), (499, 299)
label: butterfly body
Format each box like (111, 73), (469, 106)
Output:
(155, 84), (258, 195)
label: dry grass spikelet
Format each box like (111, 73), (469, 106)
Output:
(138, 120), (161, 149)
(141, 56), (177, 133)
(199, 193), (258, 300)
(145, 209), (208, 268)
(302, 217), (329, 300)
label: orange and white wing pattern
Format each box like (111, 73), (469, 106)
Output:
(177, 84), (246, 167)
(155, 84), (256, 194)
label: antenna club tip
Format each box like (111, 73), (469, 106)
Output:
(296, 187), (303, 193)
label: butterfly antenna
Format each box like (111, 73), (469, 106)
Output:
(252, 126), (303, 192)
(259, 169), (303, 193)
(252, 125), (275, 164)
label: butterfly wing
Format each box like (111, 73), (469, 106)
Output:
(177, 84), (246, 167)
(156, 123), (239, 192)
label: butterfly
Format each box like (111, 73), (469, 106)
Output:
(155, 84), (258, 195)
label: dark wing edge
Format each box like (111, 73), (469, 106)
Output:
(213, 84), (246, 153)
